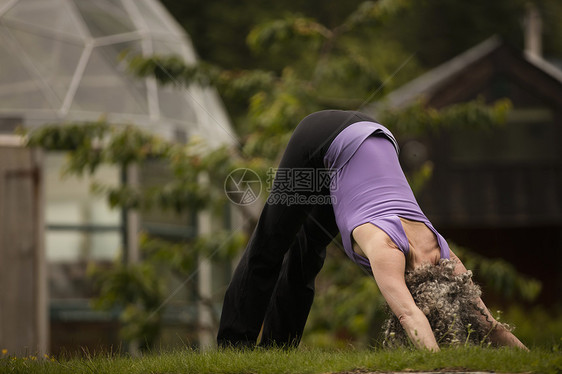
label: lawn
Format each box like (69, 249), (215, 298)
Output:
(1, 346), (560, 374)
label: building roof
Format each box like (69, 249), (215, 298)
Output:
(370, 35), (562, 110)
(0, 0), (236, 147)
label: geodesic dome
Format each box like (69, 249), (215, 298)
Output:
(0, 0), (235, 146)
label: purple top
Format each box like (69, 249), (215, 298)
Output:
(324, 121), (450, 270)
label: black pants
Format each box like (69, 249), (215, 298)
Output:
(217, 110), (377, 348)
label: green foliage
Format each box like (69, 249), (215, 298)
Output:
(89, 261), (165, 350)
(25, 121), (173, 175)
(88, 230), (247, 350)
(406, 160), (434, 194)
(245, 1), (413, 58)
(127, 2), (425, 125)
(25, 1), (550, 351)
(26, 122), (251, 212)
(25, 121), (109, 151)
(25, 122), (252, 350)
(344, 0), (412, 27)
(373, 0), (529, 67)
(125, 54), (220, 87)
(305, 247), (382, 347)
(452, 245), (541, 302)
(379, 98), (512, 136)
(502, 304), (562, 348)
(246, 14), (331, 53)
(127, 54), (276, 102)
(25, 121), (108, 174)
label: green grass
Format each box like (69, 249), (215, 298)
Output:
(1, 346), (560, 374)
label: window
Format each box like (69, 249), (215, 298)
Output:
(45, 152), (122, 299)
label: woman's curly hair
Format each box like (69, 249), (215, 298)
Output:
(383, 259), (510, 348)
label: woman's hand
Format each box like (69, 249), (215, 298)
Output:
(396, 307), (440, 351)
(489, 322), (529, 350)
(353, 224), (439, 351)
(449, 249), (529, 351)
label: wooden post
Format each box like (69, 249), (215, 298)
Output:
(524, 3), (542, 59)
(124, 164), (140, 264)
(197, 173), (214, 350)
(121, 163), (140, 356)
(0, 136), (48, 356)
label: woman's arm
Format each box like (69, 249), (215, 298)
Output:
(353, 225), (439, 351)
(449, 249), (529, 350)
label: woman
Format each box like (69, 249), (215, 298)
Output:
(218, 110), (527, 350)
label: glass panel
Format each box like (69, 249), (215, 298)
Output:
(73, 0), (136, 38)
(152, 38), (196, 64)
(8, 28), (83, 102)
(90, 231), (121, 260)
(46, 231), (83, 262)
(139, 159), (196, 239)
(47, 230), (120, 263)
(192, 87), (235, 146)
(0, 34), (31, 86)
(0, 117), (22, 133)
(0, 82), (53, 110)
(151, 38), (180, 55)
(45, 153), (121, 227)
(158, 86), (197, 124)
(135, 0), (180, 36)
(46, 201), (81, 226)
(0, 36), (52, 110)
(0, 0), (15, 13)
(211, 261), (232, 303)
(4, 0), (86, 39)
(71, 45), (148, 115)
(48, 260), (100, 298)
(46, 200), (120, 226)
(101, 40), (143, 74)
(45, 152), (122, 302)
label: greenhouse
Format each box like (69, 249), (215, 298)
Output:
(0, 0), (235, 354)
(0, 0), (234, 145)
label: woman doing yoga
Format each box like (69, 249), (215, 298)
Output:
(217, 110), (527, 350)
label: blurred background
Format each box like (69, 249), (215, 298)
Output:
(0, 0), (560, 356)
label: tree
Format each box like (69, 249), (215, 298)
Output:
(26, 1), (541, 349)
(162, 0), (562, 76)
